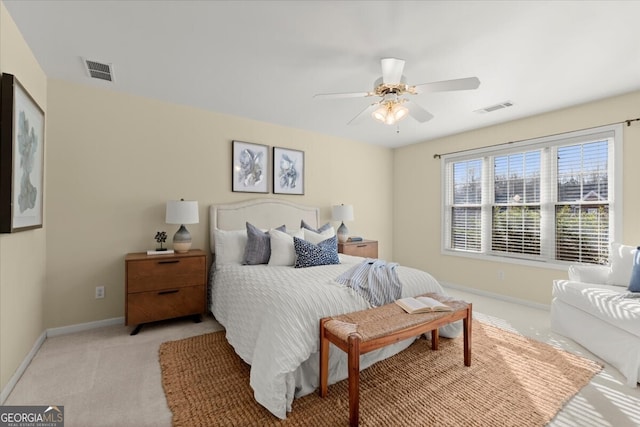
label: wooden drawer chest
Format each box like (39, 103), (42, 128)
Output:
(125, 249), (206, 334)
(338, 240), (378, 258)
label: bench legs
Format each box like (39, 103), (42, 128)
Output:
(319, 304), (472, 426)
(464, 305), (472, 366)
(319, 318), (329, 397)
(348, 334), (360, 427)
(319, 318), (361, 426)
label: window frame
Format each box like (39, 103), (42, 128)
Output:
(440, 124), (623, 268)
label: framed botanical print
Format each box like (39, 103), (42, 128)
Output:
(0, 73), (45, 233)
(232, 140), (268, 193)
(273, 147), (304, 195)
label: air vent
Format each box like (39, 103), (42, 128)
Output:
(474, 101), (513, 114)
(83, 58), (115, 82)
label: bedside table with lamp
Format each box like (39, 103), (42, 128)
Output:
(332, 203), (379, 258)
(125, 199), (206, 335)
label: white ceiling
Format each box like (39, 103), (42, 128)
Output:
(4, 0), (640, 148)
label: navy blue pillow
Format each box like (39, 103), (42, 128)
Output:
(293, 235), (340, 268)
(628, 247), (640, 292)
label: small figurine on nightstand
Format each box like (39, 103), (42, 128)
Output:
(154, 231), (168, 251)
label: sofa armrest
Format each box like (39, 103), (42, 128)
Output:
(568, 264), (610, 284)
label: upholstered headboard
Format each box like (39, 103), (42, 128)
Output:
(209, 198), (320, 253)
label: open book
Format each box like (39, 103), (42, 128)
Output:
(395, 296), (453, 314)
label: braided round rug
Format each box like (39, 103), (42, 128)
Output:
(159, 320), (602, 426)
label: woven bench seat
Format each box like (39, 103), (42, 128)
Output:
(319, 293), (472, 426)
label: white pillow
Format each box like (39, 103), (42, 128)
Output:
(303, 226), (335, 244)
(568, 264), (609, 284)
(607, 242), (637, 287)
(213, 228), (247, 266)
(268, 228), (304, 266)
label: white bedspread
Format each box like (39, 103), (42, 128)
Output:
(210, 254), (461, 419)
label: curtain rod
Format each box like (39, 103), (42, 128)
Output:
(432, 116), (640, 159)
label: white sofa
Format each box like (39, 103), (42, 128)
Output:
(551, 243), (640, 387)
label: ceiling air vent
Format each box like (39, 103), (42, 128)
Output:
(474, 101), (513, 114)
(83, 58), (115, 82)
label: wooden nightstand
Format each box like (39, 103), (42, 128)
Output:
(125, 249), (207, 335)
(338, 240), (378, 258)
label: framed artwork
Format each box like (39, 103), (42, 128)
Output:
(232, 140), (268, 193)
(0, 73), (45, 233)
(273, 147), (304, 195)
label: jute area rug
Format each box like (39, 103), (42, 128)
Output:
(159, 320), (602, 426)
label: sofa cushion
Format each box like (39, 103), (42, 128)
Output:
(607, 243), (637, 287)
(568, 264), (609, 284)
(553, 280), (640, 338)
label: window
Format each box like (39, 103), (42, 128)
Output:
(442, 124), (622, 265)
(451, 159), (482, 252)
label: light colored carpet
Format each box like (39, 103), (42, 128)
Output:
(159, 320), (602, 426)
(5, 289), (640, 426)
(4, 316), (223, 427)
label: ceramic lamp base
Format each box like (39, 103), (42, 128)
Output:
(337, 221), (349, 243)
(173, 225), (192, 253)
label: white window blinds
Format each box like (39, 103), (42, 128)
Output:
(555, 140), (610, 264)
(442, 124), (621, 266)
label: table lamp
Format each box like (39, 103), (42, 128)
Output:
(166, 199), (199, 253)
(332, 204), (354, 243)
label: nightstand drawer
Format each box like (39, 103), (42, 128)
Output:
(126, 256), (205, 293)
(338, 240), (378, 258)
(127, 285), (205, 325)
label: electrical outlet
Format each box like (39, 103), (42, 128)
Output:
(95, 286), (105, 299)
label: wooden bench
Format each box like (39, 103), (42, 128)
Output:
(319, 293), (472, 426)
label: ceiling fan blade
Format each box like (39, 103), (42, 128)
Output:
(381, 58), (405, 85)
(412, 77), (480, 94)
(348, 103), (379, 125)
(405, 100), (434, 123)
(314, 91), (372, 99)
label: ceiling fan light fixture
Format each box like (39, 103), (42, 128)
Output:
(372, 100), (409, 125)
(392, 103), (409, 121)
(372, 105), (388, 123)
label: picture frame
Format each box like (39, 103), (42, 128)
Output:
(0, 73), (45, 233)
(232, 140), (268, 193)
(273, 147), (304, 195)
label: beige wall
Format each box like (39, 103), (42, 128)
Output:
(0, 1), (48, 393)
(44, 79), (393, 328)
(4, 0), (640, 397)
(393, 90), (640, 305)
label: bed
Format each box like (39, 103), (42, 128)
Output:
(208, 198), (461, 419)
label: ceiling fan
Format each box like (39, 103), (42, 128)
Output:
(314, 58), (480, 126)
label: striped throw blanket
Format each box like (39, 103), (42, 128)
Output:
(335, 259), (403, 307)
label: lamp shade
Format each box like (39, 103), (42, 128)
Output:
(166, 200), (199, 225)
(332, 204), (354, 222)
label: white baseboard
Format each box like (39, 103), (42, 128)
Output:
(0, 316), (125, 404)
(46, 316), (124, 337)
(441, 281), (551, 312)
(0, 330), (46, 404)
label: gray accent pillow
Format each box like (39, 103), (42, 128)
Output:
(300, 220), (331, 233)
(243, 222), (285, 265)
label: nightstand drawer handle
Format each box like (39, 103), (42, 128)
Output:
(357, 244), (367, 248)
(157, 260), (180, 265)
(158, 289), (179, 295)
